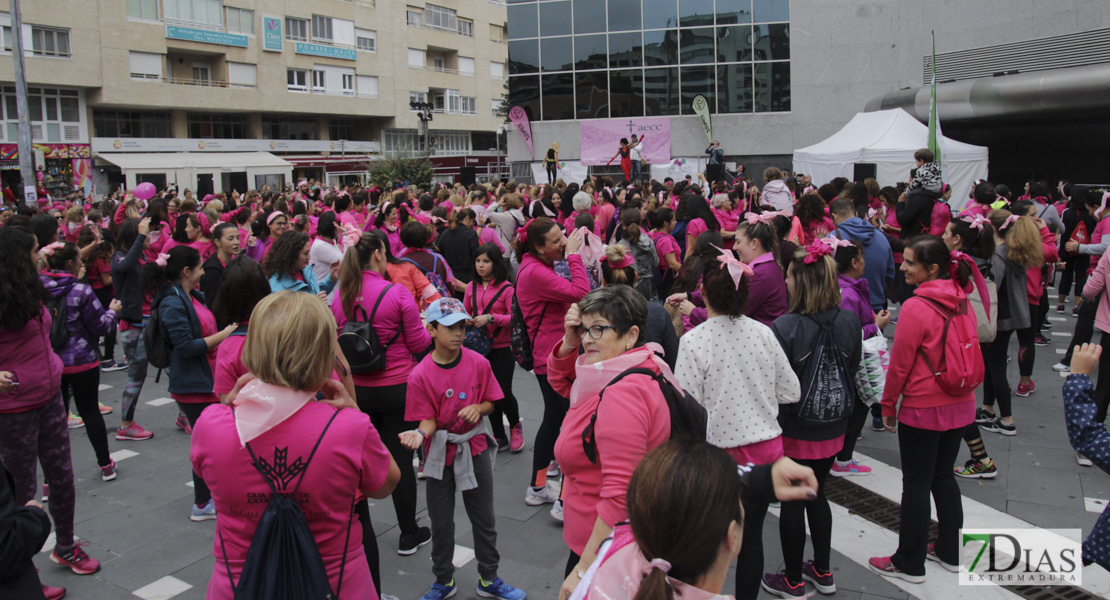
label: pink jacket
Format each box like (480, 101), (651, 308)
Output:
(1084, 251), (1110, 335)
(515, 254), (590, 375)
(0, 311), (63, 413)
(331, 270), (432, 387)
(463, 279), (515, 349)
(549, 348), (670, 555)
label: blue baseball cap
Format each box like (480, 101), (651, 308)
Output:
(426, 297), (471, 326)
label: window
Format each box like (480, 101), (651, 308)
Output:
(409, 91), (427, 107)
(341, 73), (354, 95)
(407, 10), (422, 27)
(457, 19), (473, 37)
(491, 99), (503, 117)
(261, 116), (317, 140)
(436, 89), (460, 113)
(285, 17), (309, 41)
(225, 7), (254, 34)
(164, 0), (222, 27)
(407, 48), (425, 68)
(93, 109), (172, 138)
(30, 27), (70, 58)
(384, 130), (423, 156)
(312, 69), (326, 93)
(287, 68), (309, 92)
(129, 51), (162, 80)
(329, 121), (353, 141)
(459, 56), (475, 76)
(311, 15), (332, 41)
(432, 130), (471, 156)
(490, 61), (504, 79)
(187, 113), (245, 138)
(5, 88), (82, 143)
(126, 0), (159, 21)
(1, 26), (11, 52)
(192, 64), (211, 84)
(424, 4), (457, 31)
(355, 28), (376, 51)
(357, 75), (379, 98)
(433, 56), (444, 71)
(228, 62), (256, 88)
(489, 24), (505, 43)
(461, 96), (476, 114)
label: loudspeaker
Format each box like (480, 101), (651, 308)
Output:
(706, 163), (725, 183)
(459, 166), (476, 186)
(853, 163), (877, 182)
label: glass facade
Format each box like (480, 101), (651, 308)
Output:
(508, 0), (789, 120)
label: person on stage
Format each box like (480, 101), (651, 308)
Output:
(544, 143), (560, 186)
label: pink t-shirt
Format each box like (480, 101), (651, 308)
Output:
(725, 436), (784, 466)
(192, 402), (391, 600)
(647, 231), (680, 271)
(686, 217), (709, 244)
(191, 295), (219, 376)
(899, 401), (974, 432)
(477, 226), (506, 253)
(782, 435), (845, 460)
(213, 330), (247, 396)
(405, 348), (503, 465)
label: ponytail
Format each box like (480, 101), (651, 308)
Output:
(44, 241), (80, 272)
(339, 233), (386, 318)
(631, 567), (675, 600)
(140, 246), (200, 298)
(620, 208), (642, 244)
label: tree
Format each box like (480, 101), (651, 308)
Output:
(364, 155), (434, 190)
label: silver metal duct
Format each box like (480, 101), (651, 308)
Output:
(864, 63), (1110, 122)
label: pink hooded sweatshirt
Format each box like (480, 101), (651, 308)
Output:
(514, 253), (590, 375)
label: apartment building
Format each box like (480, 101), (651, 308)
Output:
(0, 0), (508, 195)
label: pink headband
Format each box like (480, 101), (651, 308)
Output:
(604, 248), (636, 270)
(266, 211), (285, 226)
(1000, 214), (1021, 231)
(803, 239), (834, 264)
(961, 214), (990, 231)
(711, 244), (753, 289)
(39, 242), (65, 257)
(154, 253), (170, 267)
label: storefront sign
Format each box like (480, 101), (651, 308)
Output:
(0, 143), (90, 160)
(580, 118), (671, 166)
(262, 17), (283, 52)
(166, 25), (249, 48)
(92, 138), (380, 154)
(294, 42), (356, 61)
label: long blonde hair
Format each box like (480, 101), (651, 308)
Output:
(242, 291), (336, 391)
(990, 210), (1044, 268)
(787, 251), (841, 315)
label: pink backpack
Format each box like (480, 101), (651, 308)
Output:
(916, 297), (984, 396)
(929, 199), (952, 236)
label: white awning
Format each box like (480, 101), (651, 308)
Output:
(98, 152), (292, 170)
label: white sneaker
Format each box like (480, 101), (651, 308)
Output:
(546, 460), (561, 478)
(525, 481), (561, 506)
(1053, 362), (1071, 372)
(1078, 453), (1094, 467)
(550, 498), (564, 522)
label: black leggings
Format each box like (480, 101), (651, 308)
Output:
(93, 287), (117, 361)
(61, 368), (110, 467)
(1060, 256), (1089, 300)
(354, 499), (382, 599)
(735, 490), (769, 600)
(983, 331), (1014, 419)
(546, 163), (557, 186)
(891, 423), (963, 576)
(177, 401), (214, 505)
(355, 383), (420, 536)
(779, 456), (836, 582)
(531, 374), (569, 488)
(836, 400), (871, 462)
(1016, 309), (1035, 377)
(1063, 299), (1098, 366)
(487, 348), (521, 441)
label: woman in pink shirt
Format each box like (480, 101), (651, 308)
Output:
(162, 213), (215, 260)
(647, 208), (681, 298)
(193, 291), (401, 600)
(368, 203), (405, 257)
(210, 258), (273, 400)
(332, 232), (433, 557)
(710, 192), (742, 249)
(515, 218), (591, 505)
(549, 286), (674, 599)
(684, 195), (724, 252)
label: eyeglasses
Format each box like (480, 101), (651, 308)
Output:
(576, 324), (617, 340)
(273, 221), (288, 227)
(54, 216), (64, 221)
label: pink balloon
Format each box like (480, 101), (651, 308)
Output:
(134, 182), (157, 201)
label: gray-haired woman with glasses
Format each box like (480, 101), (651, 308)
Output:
(546, 286), (680, 600)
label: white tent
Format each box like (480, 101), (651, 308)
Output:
(793, 109), (988, 209)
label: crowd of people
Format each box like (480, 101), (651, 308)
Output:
(1, 158), (1109, 600)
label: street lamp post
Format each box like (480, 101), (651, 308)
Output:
(409, 101), (434, 158)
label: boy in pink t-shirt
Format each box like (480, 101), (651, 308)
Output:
(399, 298), (526, 600)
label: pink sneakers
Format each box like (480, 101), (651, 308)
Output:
(509, 423), (524, 452)
(1016, 380), (1036, 397)
(831, 459), (872, 477)
(175, 414), (192, 434)
(50, 541), (101, 575)
(116, 422), (154, 441)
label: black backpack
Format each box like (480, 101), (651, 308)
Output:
(144, 289), (181, 370)
(45, 295), (70, 350)
(338, 285), (400, 374)
(219, 410), (353, 600)
(582, 367), (708, 464)
(793, 314), (856, 428)
(509, 296), (545, 371)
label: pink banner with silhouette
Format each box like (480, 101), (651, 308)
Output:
(508, 105), (534, 158)
(580, 118), (671, 166)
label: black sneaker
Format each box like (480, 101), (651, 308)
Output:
(1042, 319), (1052, 329)
(974, 407), (997, 425)
(872, 416), (884, 431)
(398, 526), (432, 556)
(981, 419), (1016, 436)
(1033, 334), (1050, 347)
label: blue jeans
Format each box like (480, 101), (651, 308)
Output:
(630, 160), (642, 183)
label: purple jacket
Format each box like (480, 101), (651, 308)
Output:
(41, 271), (118, 368)
(838, 274), (879, 339)
(0, 311), (62, 412)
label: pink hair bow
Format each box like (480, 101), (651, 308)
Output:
(710, 244), (752, 289)
(154, 253), (170, 267)
(1099, 192), (1110, 215)
(603, 186), (613, 200)
(430, 216), (447, 225)
(961, 213), (990, 231)
(1000, 213), (1021, 231)
(39, 241), (65, 256)
(530, 200), (555, 218)
(803, 239), (834, 264)
(641, 558), (672, 577)
(657, 191), (665, 204)
(951, 250), (991, 322)
(743, 211), (778, 226)
(515, 218), (536, 243)
(821, 235), (854, 250)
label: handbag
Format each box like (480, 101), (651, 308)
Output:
(463, 283), (509, 356)
(854, 333), (889, 406)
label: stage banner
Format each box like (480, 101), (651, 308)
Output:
(651, 157), (706, 180)
(530, 160), (589, 185)
(508, 105), (535, 158)
(580, 118), (671, 166)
